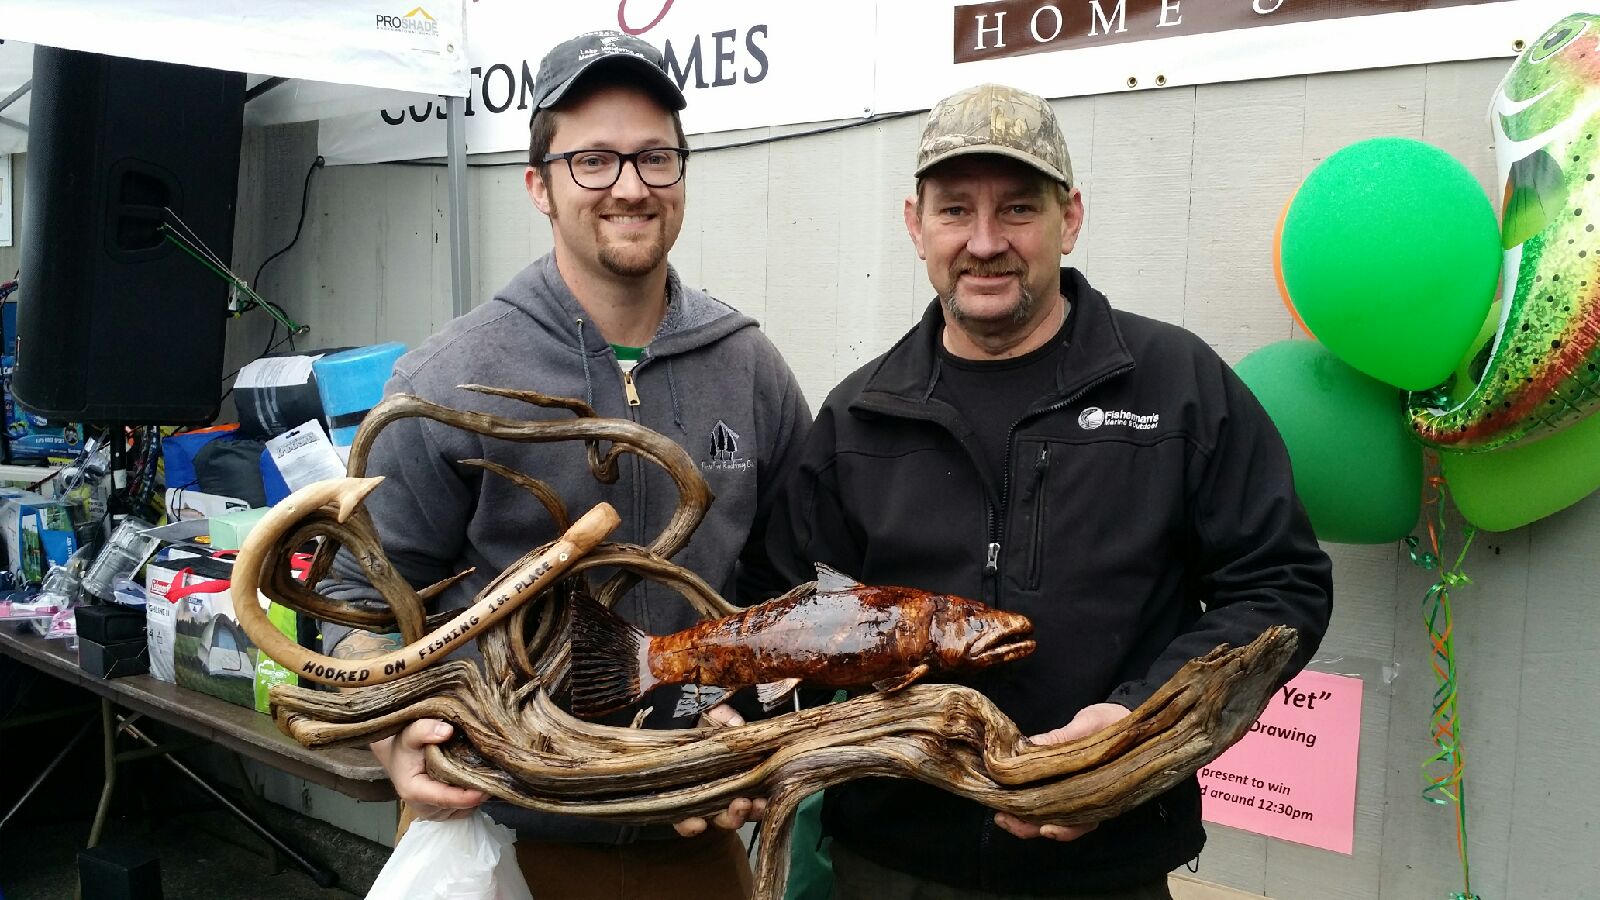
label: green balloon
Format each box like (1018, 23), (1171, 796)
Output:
(1281, 137), (1500, 391)
(1235, 340), (1421, 544)
(1440, 305), (1600, 530)
(1443, 413), (1600, 531)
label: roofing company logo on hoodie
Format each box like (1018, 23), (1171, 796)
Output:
(702, 420), (753, 471)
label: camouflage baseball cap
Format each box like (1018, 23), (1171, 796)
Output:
(916, 84), (1073, 187)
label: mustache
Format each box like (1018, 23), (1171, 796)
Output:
(952, 253), (1027, 279)
(597, 202), (659, 217)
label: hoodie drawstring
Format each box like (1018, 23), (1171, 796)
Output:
(666, 358), (685, 433)
(575, 317), (595, 407)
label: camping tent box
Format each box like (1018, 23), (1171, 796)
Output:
(194, 613), (255, 680)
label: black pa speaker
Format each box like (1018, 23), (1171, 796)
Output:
(14, 46), (245, 425)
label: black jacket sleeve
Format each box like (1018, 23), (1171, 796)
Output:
(1106, 365), (1334, 711)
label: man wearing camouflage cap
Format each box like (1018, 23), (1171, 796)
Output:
(768, 84), (1332, 897)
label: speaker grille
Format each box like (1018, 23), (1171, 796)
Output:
(14, 47), (245, 425)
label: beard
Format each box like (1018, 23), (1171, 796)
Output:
(598, 232), (668, 278)
(549, 196), (672, 278)
(940, 252), (1037, 325)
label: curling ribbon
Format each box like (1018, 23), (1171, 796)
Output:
(1407, 473), (1480, 900)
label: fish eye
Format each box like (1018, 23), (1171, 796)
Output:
(1530, 19), (1588, 63)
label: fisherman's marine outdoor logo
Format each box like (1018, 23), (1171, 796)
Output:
(1078, 407), (1160, 430)
(702, 420), (754, 472)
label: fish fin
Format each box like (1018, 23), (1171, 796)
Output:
(756, 677), (803, 712)
(872, 663), (930, 694)
(568, 590), (653, 718)
(813, 562), (863, 593)
(1502, 148), (1567, 250)
(671, 684), (728, 720)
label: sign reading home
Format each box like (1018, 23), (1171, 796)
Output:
(954, 0), (1514, 62)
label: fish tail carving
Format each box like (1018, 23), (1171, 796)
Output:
(570, 591), (654, 717)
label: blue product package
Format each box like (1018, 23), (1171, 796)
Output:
(3, 355), (85, 461)
(40, 530), (77, 571)
(161, 425), (239, 491)
(314, 342), (405, 447)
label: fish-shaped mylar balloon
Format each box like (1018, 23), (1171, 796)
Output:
(567, 564), (1036, 719)
(1410, 13), (1600, 450)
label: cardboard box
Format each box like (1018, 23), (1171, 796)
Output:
(79, 636), (150, 679)
(0, 488), (79, 583)
(75, 603), (146, 644)
(207, 507), (269, 551)
(144, 552), (298, 712)
(0, 463), (61, 496)
(164, 488), (249, 524)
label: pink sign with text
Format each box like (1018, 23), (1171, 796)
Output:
(1198, 669), (1362, 854)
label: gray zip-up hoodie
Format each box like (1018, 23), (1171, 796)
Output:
(324, 252), (810, 843)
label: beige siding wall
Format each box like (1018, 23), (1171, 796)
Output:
(225, 58), (1596, 897)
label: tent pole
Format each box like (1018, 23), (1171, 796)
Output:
(0, 81), (28, 134)
(446, 94), (471, 318)
(0, 80), (29, 115)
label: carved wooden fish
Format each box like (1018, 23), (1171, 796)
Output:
(568, 564), (1036, 718)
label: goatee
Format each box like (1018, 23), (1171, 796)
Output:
(941, 283), (1037, 325)
(599, 239), (667, 277)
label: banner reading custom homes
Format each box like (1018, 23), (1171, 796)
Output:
(317, 0), (875, 165)
(313, 0), (1574, 164)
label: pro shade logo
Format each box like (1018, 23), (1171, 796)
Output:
(376, 7), (440, 36)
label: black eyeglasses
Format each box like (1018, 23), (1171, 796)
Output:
(541, 147), (690, 190)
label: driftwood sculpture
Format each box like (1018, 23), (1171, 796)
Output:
(229, 386), (1299, 898)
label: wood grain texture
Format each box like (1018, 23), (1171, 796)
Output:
(213, 56), (1600, 898)
(237, 392), (1302, 900)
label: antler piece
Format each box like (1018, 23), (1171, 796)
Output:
(233, 482), (619, 687)
(243, 389), (1302, 900)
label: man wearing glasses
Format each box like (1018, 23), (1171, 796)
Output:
(327, 30), (811, 899)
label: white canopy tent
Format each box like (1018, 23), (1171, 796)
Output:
(0, 1), (477, 314)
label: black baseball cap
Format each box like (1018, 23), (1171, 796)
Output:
(532, 30), (687, 112)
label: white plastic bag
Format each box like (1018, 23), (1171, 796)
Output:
(366, 811), (534, 900)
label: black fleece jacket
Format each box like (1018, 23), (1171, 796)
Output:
(767, 268), (1332, 894)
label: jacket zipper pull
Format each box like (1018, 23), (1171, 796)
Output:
(621, 370), (641, 407)
(985, 542), (1001, 573)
